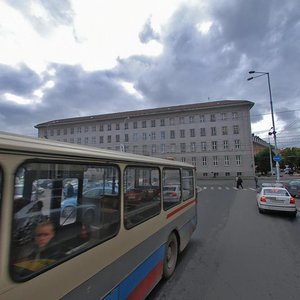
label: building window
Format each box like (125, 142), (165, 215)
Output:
(70, 138), (74, 143)
(116, 135), (120, 142)
(203, 172), (208, 176)
(180, 143), (186, 153)
(213, 156), (218, 166)
(70, 127), (74, 134)
(133, 146), (138, 154)
(235, 139), (240, 149)
(152, 144), (156, 154)
(222, 126), (228, 135)
(160, 144), (165, 153)
(57, 129), (60, 136)
(199, 114), (205, 123)
(170, 130), (175, 139)
(190, 128), (195, 137)
(202, 156), (207, 166)
(233, 125), (239, 134)
(142, 132), (147, 140)
(170, 143), (176, 153)
(142, 121), (147, 128)
(161, 131), (165, 139)
(181, 157), (186, 162)
(125, 134), (129, 142)
(151, 132), (156, 140)
(225, 172), (231, 176)
(107, 135), (111, 143)
(84, 137), (88, 144)
(107, 124), (111, 131)
(170, 118), (175, 125)
(99, 136), (104, 143)
(232, 112), (238, 120)
(180, 129), (185, 138)
(99, 124), (104, 131)
(224, 155), (229, 166)
(160, 119), (165, 126)
(179, 117), (185, 124)
(84, 126), (88, 133)
(133, 121), (138, 129)
(211, 127), (217, 136)
(63, 128), (67, 135)
(189, 116), (194, 123)
(116, 123), (120, 130)
(133, 133), (138, 141)
(191, 142), (196, 152)
(77, 127), (82, 133)
(212, 141), (217, 151)
(192, 157), (196, 166)
(221, 113), (227, 121)
(142, 145), (148, 155)
(223, 140), (229, 150)
(200, 128), (206, 136)
(236, 155), (241, 165)
(92, 126), (96, 132)
(124, 122), (129, 130)
(92, 136), (96, 144)
(151, 120), (156, 127)
(210, 114), (216, 122)
(201, 142), (207, 151)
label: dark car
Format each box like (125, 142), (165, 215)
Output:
(284, 180), (300, 197)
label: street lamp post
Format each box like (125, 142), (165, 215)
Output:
(247, 71), (280, 181)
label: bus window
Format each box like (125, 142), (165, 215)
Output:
(11, 162), (120, 281)
(182, 168), (194, 201)
(124, 167), (160, 229)
(163, 168), (181, 210)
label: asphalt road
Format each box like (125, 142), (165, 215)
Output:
(148, 180), (300, 300)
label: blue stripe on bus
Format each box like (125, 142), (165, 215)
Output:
(119, 244), (165, 299)
(104, 244), (165, 300)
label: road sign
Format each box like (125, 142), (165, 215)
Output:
(273, 155), (281, 162)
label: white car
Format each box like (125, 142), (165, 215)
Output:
(256, 183), (297, 217)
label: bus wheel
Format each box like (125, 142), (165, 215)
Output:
(163, 232), (178, 279)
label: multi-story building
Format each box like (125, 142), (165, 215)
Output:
(35, 100), (255, 178)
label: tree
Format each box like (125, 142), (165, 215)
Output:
(280, 147), (300, 171)
(255, 148), (273, 175)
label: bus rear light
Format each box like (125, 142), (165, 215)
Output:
(290, 197), (295, 204)
(260, 196), (267, 202)
(172, 192), (177, 197)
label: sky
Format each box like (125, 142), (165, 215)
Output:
(0, 0), (300, 148)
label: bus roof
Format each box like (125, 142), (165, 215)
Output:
(0, 131), (194, 168)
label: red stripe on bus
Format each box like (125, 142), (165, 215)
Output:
(167, 199), (196, 219)
(127, 261), (163, 300)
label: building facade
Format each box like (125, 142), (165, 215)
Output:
(35, 100), (255, 178)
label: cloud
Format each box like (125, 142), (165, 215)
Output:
(139, 17), (160, 43)
(5, 0), (74, 35)
(0, 0), (299, 146)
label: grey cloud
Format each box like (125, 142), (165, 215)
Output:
(5, 0), (74, 35)
(0, 64), (42, 95)
(139, 17), (160, 43)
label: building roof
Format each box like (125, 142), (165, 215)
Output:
(35, 99), (254, 128)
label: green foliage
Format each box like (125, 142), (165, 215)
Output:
(280, 147), (300, 170)
(255, 148), (273, 174)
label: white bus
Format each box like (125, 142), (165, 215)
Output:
(0, 131), (197, 299)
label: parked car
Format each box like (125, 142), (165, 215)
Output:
(284, 180), (300, 198)
(256, 183), (297, 217)
(163, 185), (182, 202)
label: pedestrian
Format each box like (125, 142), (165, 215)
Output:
(237, 176), (243, 189)
(254, 176), (259, 188)
(235, 176), (239, 188)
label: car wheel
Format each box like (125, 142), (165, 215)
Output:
(163, 232), (178, 279)
(258, 207), (264, 214)
(290, 211), (297, 218)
